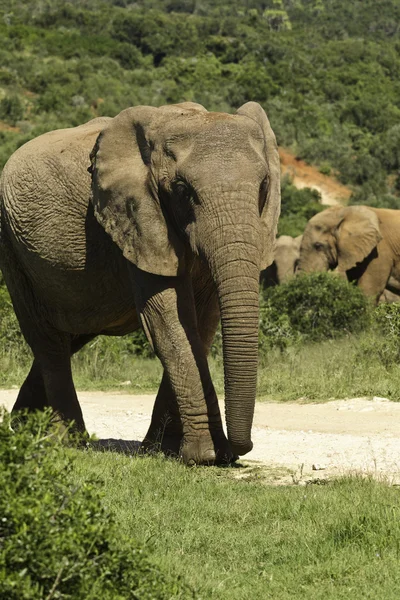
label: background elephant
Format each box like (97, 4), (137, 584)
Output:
(0, 101), (280, 465)
(261, 234), (302, 287)
(298, 205), (400, 304)
(379, 277), (400, 303)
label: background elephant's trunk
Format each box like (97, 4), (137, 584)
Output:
(297, 238), (330, 274)
(199, 196), (261, 456)
(297, 251), (330, 274)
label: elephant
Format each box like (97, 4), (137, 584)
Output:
(380, 279), (400, 303)
(261, 234), (302, 287)
(298, 205), (400, 304)
(0, 101), (280, 465)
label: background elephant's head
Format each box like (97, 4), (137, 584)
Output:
(261, 234), (302, 287)
(298, 205), (382, 275)
(90, 101), (280, 456)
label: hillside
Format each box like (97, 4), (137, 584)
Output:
(0, 0), (400, 209)
(279, 148), (351, 206)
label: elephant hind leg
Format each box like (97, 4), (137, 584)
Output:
(12, 333), (94, 432)
(12, 359), (47, 413)
(39, 344), (86, 433)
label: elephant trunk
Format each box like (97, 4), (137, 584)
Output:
(297, 242), (329, 274)
(217, 260), (259, 455)
(199, 199), (261, 456)
(297, 252), (330, 274)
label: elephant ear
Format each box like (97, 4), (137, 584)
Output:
(236, 102), (281, 270)
(336, 206), (382, 271)
(90, 106), (185, 277)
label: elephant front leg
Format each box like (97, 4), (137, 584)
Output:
(133, 268), (232, 465)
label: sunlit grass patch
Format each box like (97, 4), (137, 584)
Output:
(69, 449), (400, 599)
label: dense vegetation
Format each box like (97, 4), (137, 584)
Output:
(0, 409), (189, 599)
(259, 272), (370, 350)
(1, 0), (400, 207)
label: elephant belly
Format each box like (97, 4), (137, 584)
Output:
(25, 257), (139, 336)
(3, 218), (140, 337)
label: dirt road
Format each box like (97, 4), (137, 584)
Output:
(2, 390), (400, 483)
(279, 148), (351, 206)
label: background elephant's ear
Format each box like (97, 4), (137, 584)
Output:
(91, 106), (185, 277)
(236, 102), (281, 270)
(336, 206), (382, 271)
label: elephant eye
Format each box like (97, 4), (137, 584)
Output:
(172, 180), (187, 197)
(259, 176), (268, 214)
(314, 242), (324, 250)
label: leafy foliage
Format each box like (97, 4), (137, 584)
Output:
(260, 272), (370, 349)
(0, 0), (399, 207)
(278, 176), (324, 236)
(0, 408), (189, 599)
(358, 302), (400, 367)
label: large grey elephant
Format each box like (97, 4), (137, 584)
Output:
(0, 102), (280, 465)
(261, 234), (302, 287)
(298, 205), (400, 304)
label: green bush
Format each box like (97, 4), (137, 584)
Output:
(358, 302), (400, 367)
(260, 272), (370, 349)
(0, 94), (24, 125)
(0, 409), (189, 599)
(373, 301), (400, 336)
(278, 178), (324, 237)
(259, 300), (300, 352)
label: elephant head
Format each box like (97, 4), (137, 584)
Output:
(90, 102), (280, 456)
(298, 205), (382, 275)
(261, 235), (302, 287)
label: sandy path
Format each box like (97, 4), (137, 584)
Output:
(2, 390), (400, 482)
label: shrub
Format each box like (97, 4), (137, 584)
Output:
(373, 301), (400, 336)
(0, 94), (24, 125)
(278, 178), (324, 237)
(260, 272), (370, 348)
(0, 409), (189, 599)
(358, 302), (400, 367)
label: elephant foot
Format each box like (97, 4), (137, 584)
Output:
(142, 426), (237, 466)
(141, 430), (183, 457)
(180, 430), (237, 466)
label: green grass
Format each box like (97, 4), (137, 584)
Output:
(257, 334), (400, 402)
(73, 331), (400, 402)
(67, 450), (400, 599)
(2, 330), (400, 402)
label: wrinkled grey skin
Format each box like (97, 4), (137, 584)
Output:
(261, 235), (302, 287)
(0, 102), (280, 465)
(298, 205), (400, 305)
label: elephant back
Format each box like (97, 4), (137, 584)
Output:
(0, 117), (112, 272)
